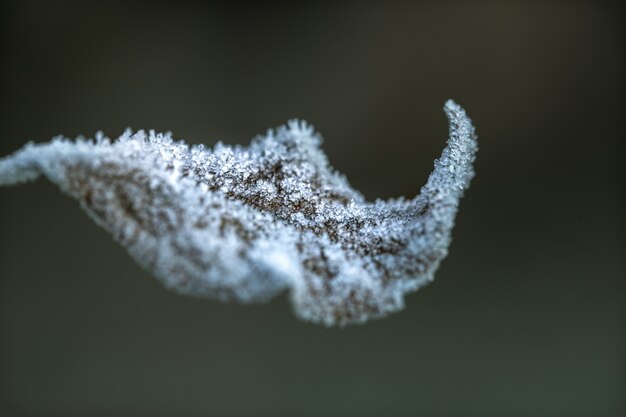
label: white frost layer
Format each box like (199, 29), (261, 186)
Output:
(0, 100), (477, 326)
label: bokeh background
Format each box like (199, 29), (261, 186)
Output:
(1, 1), (624, 416)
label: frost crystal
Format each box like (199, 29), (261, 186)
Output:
(0, 100), (477, 326)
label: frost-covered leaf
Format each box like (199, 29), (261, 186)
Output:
(0, 100), (477, 326)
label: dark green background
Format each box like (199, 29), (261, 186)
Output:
(1, 1), (624, 416)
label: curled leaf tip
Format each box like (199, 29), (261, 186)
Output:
(0, 101), (478, 326)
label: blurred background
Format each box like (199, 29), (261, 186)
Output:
(0, 1), (624, 416)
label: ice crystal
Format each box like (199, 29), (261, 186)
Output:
(0, 100), (477, 326)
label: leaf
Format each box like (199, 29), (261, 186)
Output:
(0, 100), (477, 326)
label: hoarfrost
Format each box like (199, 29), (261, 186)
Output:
(0, 100), (477, 326)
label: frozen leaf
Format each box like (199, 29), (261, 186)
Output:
(0, 100), (477, 326)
